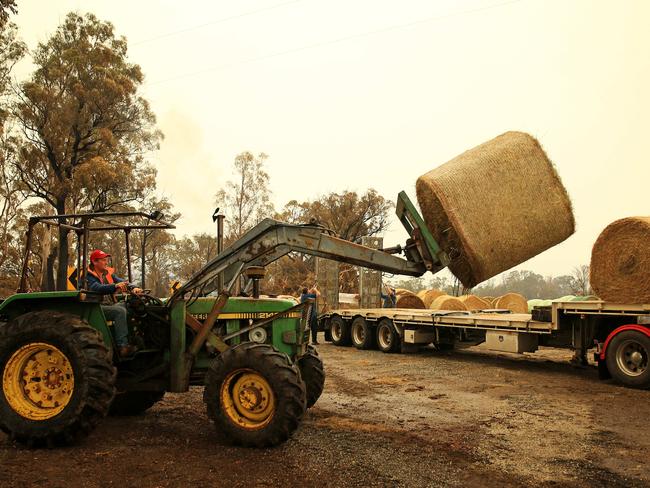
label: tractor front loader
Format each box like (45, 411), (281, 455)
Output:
(0, 193), (446, 447)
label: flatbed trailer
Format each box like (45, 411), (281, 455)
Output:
(319, 300), (650, 389)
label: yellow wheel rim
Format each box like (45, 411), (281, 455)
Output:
(2, 342), (75, 421)
(220, 368), (275, 430)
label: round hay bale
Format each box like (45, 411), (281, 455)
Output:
(494, 293), (528, 313)
(429, 295), (467, 311)
(416, 131), (575, 288)
(395, 293), (425, 309)
(571, 295), (599, 301)
(395, 288), (414, 296)
(482, 296), (495, 304)
(459, 294), (490, 310)
(590, 217), (650, 303)
(416, 290), (428, 299)
(420, 289), (445, 308)
(552, 295), (575, 302)
(527, 298), (551, 312)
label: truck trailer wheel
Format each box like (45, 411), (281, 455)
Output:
(297, 345), (325, 408)
(330, 316), (351, 346)
(351, 317), (375, 350)
(0, 311), (116, 447)
(204, 342), (306, 447)
(377, 319), (401, 353)
(110, 390), (165, 416)
(605, 330), (650, 389)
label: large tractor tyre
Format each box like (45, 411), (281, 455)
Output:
(350, 317), (375, 350)
(109, 390), (165, 416)
(204, 342), (307, 447)
(0, 311), (116, 447)
(330, 316), (351, 347)
(297, 345), (325, 408)
(605, 330), (650, 389)
(376, 319), (401, 354)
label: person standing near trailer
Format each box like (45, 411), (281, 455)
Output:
(381, 285), (397, 308)
(300, 286), (321, 344)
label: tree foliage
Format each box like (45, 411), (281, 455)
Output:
(265, 189), (392, 295)
(12, 12), (161, 289)
(215, 151), (274, 242)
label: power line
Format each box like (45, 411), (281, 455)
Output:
(132, 0), (306, 46)
(147, 0), (524, 86)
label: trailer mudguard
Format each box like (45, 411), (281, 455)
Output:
(599, 324), (650, 361)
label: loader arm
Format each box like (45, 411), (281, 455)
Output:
(171, 192), (449, 301)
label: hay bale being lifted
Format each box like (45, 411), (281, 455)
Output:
(590, 217), (650, 303)
(418, 289), (445, 308)
(416, 131), (575, 288)
(430, 295), (467, 311)
(459, 295), (490, 311)
(494, 293), (528, 313)
(395, 293), (425, 309)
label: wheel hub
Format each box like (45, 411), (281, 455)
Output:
(616, 339), (648, 377)
(221, 369), (275, 430)
(2, 343), (75, 420)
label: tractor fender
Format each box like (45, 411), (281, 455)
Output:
(0, 291), (114, 351)
(599, 324), (650, 361)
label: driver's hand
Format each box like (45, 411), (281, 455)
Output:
(115, 282), (128, 293)
(132, 287), (144, 295)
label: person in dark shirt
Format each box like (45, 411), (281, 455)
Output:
(83, 249), (143, 357)
(381, 286), (397, 308)
(300, 285), (321, 344)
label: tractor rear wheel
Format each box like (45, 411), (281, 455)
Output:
(297, 345), (325, 408)
(0, 311), (116, 447)
(110, 390), (165, 416)
(204, 342), (306, 447)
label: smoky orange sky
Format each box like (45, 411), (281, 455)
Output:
(12, 0), (650, 283)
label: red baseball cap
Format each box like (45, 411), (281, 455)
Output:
(90, 249), (111, 262)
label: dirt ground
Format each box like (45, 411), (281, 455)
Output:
(2, 336), (649, 488)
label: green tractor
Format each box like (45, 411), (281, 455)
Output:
(0, 195), (444, 448)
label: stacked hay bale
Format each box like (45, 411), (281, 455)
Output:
(494, 293), (528, 313)
(417, 289), (445, 308)
(459, 294), (490, 311)
(416, 131), (574, 288)
(430, 295), (467, 311)
(394, 289), (425, 309)
(590, 217), (650, 303)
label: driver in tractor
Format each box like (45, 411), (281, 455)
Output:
(84, 249), (143, 358)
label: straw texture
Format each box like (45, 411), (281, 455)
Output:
(430, 295), (467, 311)
(395, 293), (425, 309)
(590, 217), (650, 303)
(495, 293), (528, 313)
(459, 295), (490, 310)
(417, 289), (445, 308)
(416, 131), (575, 287)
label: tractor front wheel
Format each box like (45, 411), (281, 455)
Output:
(0, 311), (116, 447)
(297, 345), (325, 408)
(204, 342), (306, 447)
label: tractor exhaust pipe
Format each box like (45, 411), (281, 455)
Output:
(213, 209), (225, 292)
